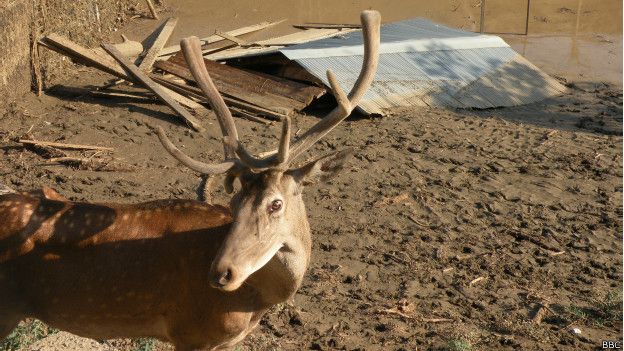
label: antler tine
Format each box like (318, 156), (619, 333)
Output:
(223, 114), (291, 169)
(157, 126), (236, 174)
(180, 36), (238, 159)
(282, 10), (381, 162)
(276, 114), (291, 165)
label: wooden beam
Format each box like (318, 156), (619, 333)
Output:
(157, 56), (325, 110)
(293, 23), (361, 29)
(204, 28), (358, 61)
(41, 33), (129, 79)
(40, 34), (201, 110)
(152, 76), (287, 120)
(139, 17), (178, 71)
(214, 30), (249, 46)
(158, 20), (286, 57)
(101, 44), (204, 131)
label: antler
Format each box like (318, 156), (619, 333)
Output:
(223, 114), (291, 169)
(259, 10), (381, 164)
(157, 10), (379, 178)
(158, 36), (292, 173)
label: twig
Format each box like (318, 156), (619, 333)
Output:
(376, 308), (414, 320)
(531, 303), (549, 324)
(408, 215), (438, 228)
(19, 139), (114, 151)
(421, 318), (455, 323)
(145, 0), (159, 19)
(469, 276), (485, 286)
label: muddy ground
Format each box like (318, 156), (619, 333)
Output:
(0, 61), (622, 351)
(1, 1), (623, 349)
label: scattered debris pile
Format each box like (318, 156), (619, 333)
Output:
(37, 14), (566, 137)
(37, 17), (352, 129)
(16, 137), (133, 172)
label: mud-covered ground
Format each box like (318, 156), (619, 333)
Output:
(0, 61), (621, 351)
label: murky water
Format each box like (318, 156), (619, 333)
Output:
(504, 33), (622, 85)
(136, 0), (622, 85)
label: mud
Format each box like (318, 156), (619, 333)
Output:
(1, 1), (622, 350)
(0, 70), (621, 350)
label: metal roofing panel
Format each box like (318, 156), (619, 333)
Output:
(281, 18), (509, 59)
(278, 17), (565, 114)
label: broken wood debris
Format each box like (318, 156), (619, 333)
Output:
(101, 43), (205, 132)
(155, 54), (325, 114)
(38, 17), (349, 130)
(18, 137), (133, 172)
(158, 20), (286, 57)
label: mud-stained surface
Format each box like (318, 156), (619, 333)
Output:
(1, 1), (623, 351)
(0, 67), (621, 350)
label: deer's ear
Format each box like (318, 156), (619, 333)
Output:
(288, 148), (354, 186)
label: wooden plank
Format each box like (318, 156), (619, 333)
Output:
(40, 34), (200, 110)
(101, 44), (204, 131)
(215, 31), (249, 46)
(293, 23), (361, 29)
(157, 84), (203, 110)
(90, 90), (154, 101)
(158, 20), (286, 57)
(162, 55), (324, 107)
(154, 59), (301, 112)
(41, 33), (130, 80)
(205, 28), (358, 61)
(139, 17), (178, 71)
(230, 108), (273, 125)
(152, 76), (287, 120)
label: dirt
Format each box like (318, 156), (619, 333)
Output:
(1, 2), (623, 351)
(0, 66), (622, 351)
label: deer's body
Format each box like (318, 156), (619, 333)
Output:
(0, 192), (310, 350)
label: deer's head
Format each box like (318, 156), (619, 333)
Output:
(157, 10), (380, 291)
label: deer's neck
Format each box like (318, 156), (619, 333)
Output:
(247, 202), (311, 306)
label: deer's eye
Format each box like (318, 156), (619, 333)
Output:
(268, 199), (283, 213)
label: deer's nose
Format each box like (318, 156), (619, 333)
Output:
(210, 268), (234, 289)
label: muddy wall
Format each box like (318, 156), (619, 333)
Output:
(0, 0), (32, 103)
(0, 0), (136, 103)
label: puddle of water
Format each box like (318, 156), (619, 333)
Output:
(127, 0), (622, 85)
(504, 34), (622, 86)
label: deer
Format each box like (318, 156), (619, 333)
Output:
(0, 10), (380, 351)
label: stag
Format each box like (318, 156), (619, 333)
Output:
(0, 10), (380, 350)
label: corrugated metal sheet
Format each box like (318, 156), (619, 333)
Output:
(278, 18), (565, 114)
